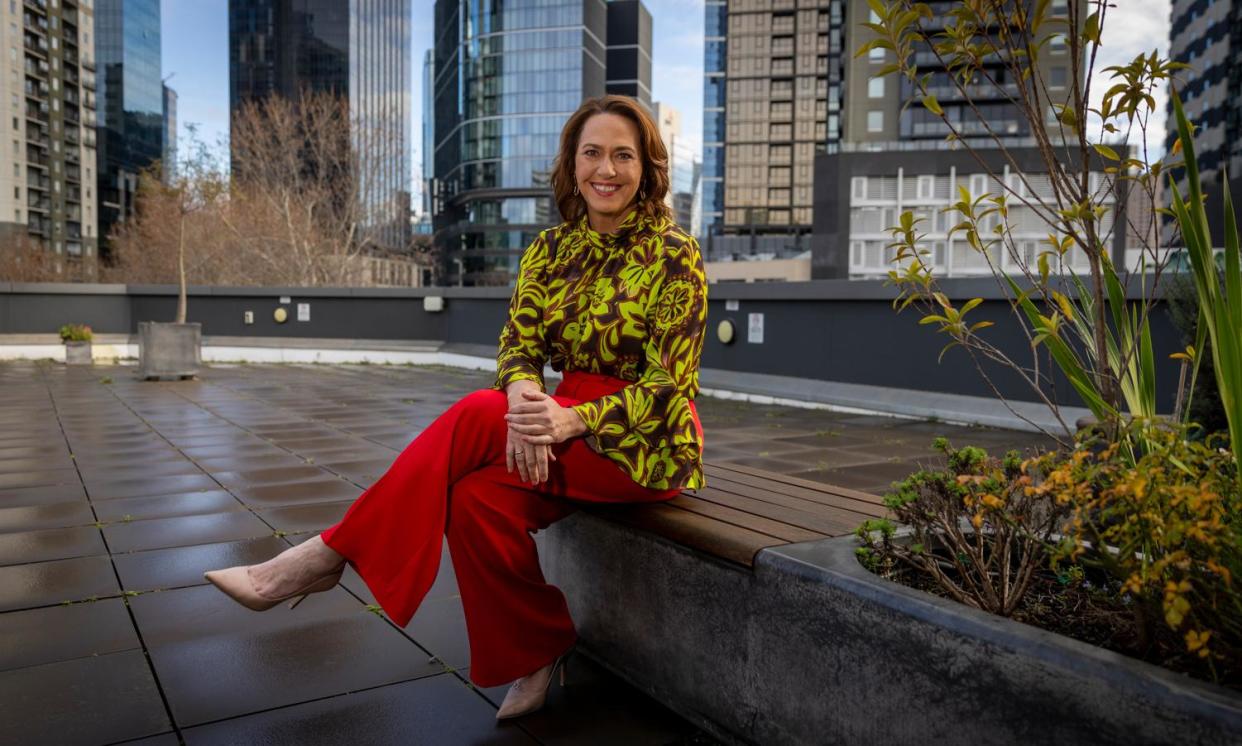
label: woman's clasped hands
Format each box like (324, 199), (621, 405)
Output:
(503, 386), (587, 485)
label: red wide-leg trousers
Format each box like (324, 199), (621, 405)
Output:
(320, 371), (695, 687)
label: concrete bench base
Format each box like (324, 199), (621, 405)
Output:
(540, 513), (1242, 745)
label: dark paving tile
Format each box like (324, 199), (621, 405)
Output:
(0, 597), (138, 671)
(257, 501), (352, 533)
(195, 453), (312, 472)
(230, 478), (361, 508)
(87, 474), (222, 501)
(113, 734), (181, 745)
(404, 595), (469, 670)
(339, 540), (458, 607)
(130, 585), (440, 727)
(0, 481), (89, 507)
(70, 448), (186, 469)
(0, 444), (69, 460)
(77, 459), (206, 486)
(0, 649), (170, 746)
(179, 444), (291, 460)
(103, 511), (274, 553)
(0, 555), (120, 612)
(319, 457), (392, 486)
(0, 455), (77, 474)
(211, 465), (331, 488)
(0, 468), (79, 491)
(0, 525), (107, 566)
(182, 674), (537, 746)
(470, 653), (706, 746)
(714, 454), (819, 474)
(114, 536), (290, 591)
(94, 490), (244, 523)
(0, 501), (96, 534)
(790, 460), (926, 493)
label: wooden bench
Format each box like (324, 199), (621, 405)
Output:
(585, 461), (888, 566)
(539, 461), (890, 746)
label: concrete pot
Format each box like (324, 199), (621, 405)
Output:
(137, 321), (201, 380)
(64, 340), (92, 365)
(540, 517), (1242, 745)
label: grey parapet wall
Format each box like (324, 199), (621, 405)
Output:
(0, 279), (1185, 412)
(538, 513), (1242, 746)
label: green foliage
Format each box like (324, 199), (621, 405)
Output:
(58, 324), (93, 342)
(856, 439), (1068, 615)
(1043, 420), (1241, 673)
(1167, 89), (1242, 471)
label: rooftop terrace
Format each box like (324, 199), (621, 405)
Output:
(0, 360), (1050, 744)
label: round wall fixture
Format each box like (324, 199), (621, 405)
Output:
(274, 307), (289, 323)
(716, 319), (736, 345)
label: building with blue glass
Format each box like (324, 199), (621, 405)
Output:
(432, 0), (652, 285)
(229, 0), (412, 250)
(95, 0), (163, 264)
(700, 0), (724, 240)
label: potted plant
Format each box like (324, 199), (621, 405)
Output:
(130, 128), (222, 380)
(59, 324), (93, 365)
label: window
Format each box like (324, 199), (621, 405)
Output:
(1050, 34), (1067, 50)
(869, 46), (885, 61)
(11, 117), (16, 130)
(852, 177), (867, 200)
(917, 175), (935, 200)
(867, 111), (884, 132)
(1050, 66), (1067, 88)
(868, 77), (885, 98)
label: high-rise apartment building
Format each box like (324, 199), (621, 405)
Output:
(701, 0), (844, 261)
(432, 0), (651, 285)
(1167, 0), (1241, 241)
(808, 0), (1122, 279)
(0, 0), (100, 279)
(95, 0), (162, 262)
(655, 102), (700, 234)
(420, 47), (433, 216)
(229, 0), (412, 250)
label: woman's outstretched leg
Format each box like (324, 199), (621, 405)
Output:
(319, 389), (512, 627)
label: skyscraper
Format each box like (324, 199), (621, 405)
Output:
(655, 102), (699, 233)
(229, 0), (412, 250)
(432, 0), (652, 286)
(700, 0), (724, 239)
(162, 82), (177, 184)
(605, 0), (651, 109)
(0, 0), (100, 278)
(94, 0), (162, 263)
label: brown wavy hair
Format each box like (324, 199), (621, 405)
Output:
(551, 95), (671, 224)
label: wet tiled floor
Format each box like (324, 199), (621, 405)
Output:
(0, 360), (1050, 745)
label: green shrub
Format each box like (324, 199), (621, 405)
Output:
(58, 324), (93, 342)
(1042, 420), (1241, 674)
(856, 438), (1067, 616)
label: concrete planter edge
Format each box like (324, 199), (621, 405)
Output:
(759, 534), (1242, 744)
(137, 321), (202, 380)
(63, 340), (92, 365)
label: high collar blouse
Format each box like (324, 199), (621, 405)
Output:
(493, 209), (708, 491)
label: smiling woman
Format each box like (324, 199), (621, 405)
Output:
(203, 94), (707, 726)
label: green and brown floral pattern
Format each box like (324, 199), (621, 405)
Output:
(494, 210), (707, 491)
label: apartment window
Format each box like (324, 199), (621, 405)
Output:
(970, 174), (987, 196)
(1050, 34), (1067, 50)
(11, 117), (16, 130)
(852, 177), (867, 200)
(1050, 66), (1067, 88)
(917, 175), (935, 200)
(11, 164), (16, 177)
(869, 46), (885, 61)
(52, 78), (59, 91)
(868, 77), (885, 98)
(867, 111), (884, 132)
(15, 208), (20, 221)
(52, 99), (59, 112)
(51, 37), (59, 51)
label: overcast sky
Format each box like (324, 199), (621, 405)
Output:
(161, 0), (1171, 199)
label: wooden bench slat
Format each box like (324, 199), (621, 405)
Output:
(671, 492), (827, 543)
(586, 502), (783, 567)
(707, 462), (889, 505)
(692, 485), (871, 538)
(698, 475), (883, 523)
(704, 463), (887, 515)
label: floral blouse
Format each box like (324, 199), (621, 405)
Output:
(493, 209), (707, 491)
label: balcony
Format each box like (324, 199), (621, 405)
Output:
(27, 173), (50, 191)
(66, 187), (81, 204)
(27, 194), (50, 212)
(65, 127), (80, 145)
(23, 0), (47, 13)
(81, 57), (95, 72)
(64, 88), (79, 106)
(66, 221), (82, 240)
(82, 75), (96, 91)
(24, 80), (48, 101)
(915, 81), (1022, 103)
(24, 34), (49, 60)
(25, 149), (48, 168)
(26, 218), (49, 236)
(66, 165), (81, 183)
(24, 60), (48, 79)
(64, 148), (79, 165)
(64, 49), (79, 67)
(64, 107), (80, 126)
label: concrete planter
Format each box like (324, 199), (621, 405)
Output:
(540, 516), (1242, 745)
(63, 340), (92, 365)
(137, 321), (201, 380)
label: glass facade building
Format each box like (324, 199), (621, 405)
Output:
(95, 0), (163, 263)
(434, 0), (657, 285)
(700, 0), (725, 238)
(1168, 0), (1241, 183)
(229, 0), (412, 250)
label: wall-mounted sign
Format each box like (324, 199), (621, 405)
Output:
(747, 313), (764, 344)
(279, 296), (291, 304)
(297, 303), (310, 322)
(725, 299), (739, 312)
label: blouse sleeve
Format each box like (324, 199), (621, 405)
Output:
(494, 232), (551, 392)
(571, 235), (708, 490)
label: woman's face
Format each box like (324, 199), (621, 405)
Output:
(574, 113), (643, 231)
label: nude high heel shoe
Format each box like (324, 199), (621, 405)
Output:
(495, 647), (573, 720)
(203, 563), (344, 611)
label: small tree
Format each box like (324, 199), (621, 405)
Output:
(860, 1), (1188, 443)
